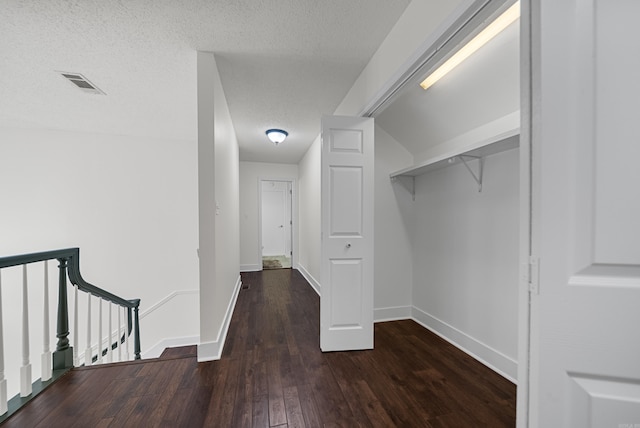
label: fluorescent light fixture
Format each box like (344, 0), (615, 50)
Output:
(266, 128), (288, 145)
(420, 1), (520, 90)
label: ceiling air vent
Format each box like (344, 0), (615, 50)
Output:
(58, 72), (105, 95)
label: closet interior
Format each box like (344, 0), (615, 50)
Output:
(375, 3), (521, 381)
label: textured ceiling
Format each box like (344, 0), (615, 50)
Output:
(0, 0), (410, 163)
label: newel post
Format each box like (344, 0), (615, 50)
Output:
(53, 257), (73, 369)
(133, 302), (141, 360)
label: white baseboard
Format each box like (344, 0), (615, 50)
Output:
(197, 275), (242, 362)
(142, 336), (200, 359)
(297, 264), (321, 296)
(411, 306), (517, 383)
(240, 264), (262, 272)
(374, 306), (412, 322)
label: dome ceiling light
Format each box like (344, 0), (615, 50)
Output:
(266, 129), (288, 145)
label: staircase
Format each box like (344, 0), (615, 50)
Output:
(0, 248), (141, 422)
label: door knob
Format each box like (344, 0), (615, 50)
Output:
(346, 243), (351, 248)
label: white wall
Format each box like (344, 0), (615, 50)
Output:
(197, 52), (218, 358)
(297, 136), (322, 292)
(197, 52), (241, 361)
(239, 161), (298, 271)
(373, 126), (414, 320)
(0, 126), (199, 395)
(410, 148), (519, 380)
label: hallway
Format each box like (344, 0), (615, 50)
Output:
(4, 269), (515, 427)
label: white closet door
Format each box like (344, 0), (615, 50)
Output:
(530, 0), (640, 426)
(320, 115), (374, 352)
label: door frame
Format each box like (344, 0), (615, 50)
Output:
(258, 177), (297, 269)
(358, 0), (531, 424)
(517, 1), (533, 426)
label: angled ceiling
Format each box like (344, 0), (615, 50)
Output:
(376, 18), (520, 158)
(0, 0), (411, 164)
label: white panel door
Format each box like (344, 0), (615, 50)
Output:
(530, 0), (640, 426)
(284, 181), (292, 257)
(261, 181), (287, 256)
(320, 115), (374, 352)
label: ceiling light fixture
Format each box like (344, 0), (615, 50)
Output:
(419, 1), (520, 91)
(266, 129), (288, 145)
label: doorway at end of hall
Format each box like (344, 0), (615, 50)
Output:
(260, 180), (292, 270)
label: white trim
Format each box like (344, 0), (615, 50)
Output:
(297, 264), (320, 296)
(240, 264), (262, 272)
(411, 306), (518, 383)
(374, 306), (412, 322)
(142, 335), (200, 359)
(517, 1), (533, 425)
(258, 177), (298, 269)
(197, 275), (242, 362)
(139, 289), (198, 320)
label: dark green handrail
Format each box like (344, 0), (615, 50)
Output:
(0, 248), (141, 364)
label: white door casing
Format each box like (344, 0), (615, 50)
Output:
(529, 0), (640, 426)
(320, 115), (374, 352)
(261, 181), (288, 256)
(285, 181), (292, 257)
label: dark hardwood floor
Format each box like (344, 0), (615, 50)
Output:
(3, 269), (516, 427)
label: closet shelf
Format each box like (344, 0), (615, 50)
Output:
(390, 129), (520, 179)
(390, 128), (519, 197)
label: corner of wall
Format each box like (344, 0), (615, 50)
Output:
(411, 306), (518, 382)
(373, 306), (412, 322)
(143, 336), (200, 359)
(297, 264), (321, 296)
(197, 275), (242, 362)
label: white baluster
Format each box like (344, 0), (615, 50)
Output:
(85, 294), (92, 366)
(73, 285), (78, 367)
(124, 307), (130, 361)
(108, 303), (113, 363)
(0, 271), (8, 414)
(98, 298), (103, 364)
(21, 265), (32, 397)
(41, 261), (52, 381)
(117, 305), (122, 362)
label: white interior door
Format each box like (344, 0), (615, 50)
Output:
(261, 181), (287, 256)
(284, 181), (292, 257)
(529, 0), (640, 425)
(320, 115), (374, 352)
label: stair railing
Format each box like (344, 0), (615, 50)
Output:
(0, 247), (141, 420)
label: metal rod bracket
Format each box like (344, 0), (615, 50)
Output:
(391, 175), (415, 201)
(457, 155), (484, 192)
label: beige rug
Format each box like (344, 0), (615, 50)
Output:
(263, 259), (282, 270)
(262, 255), (291, 270)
